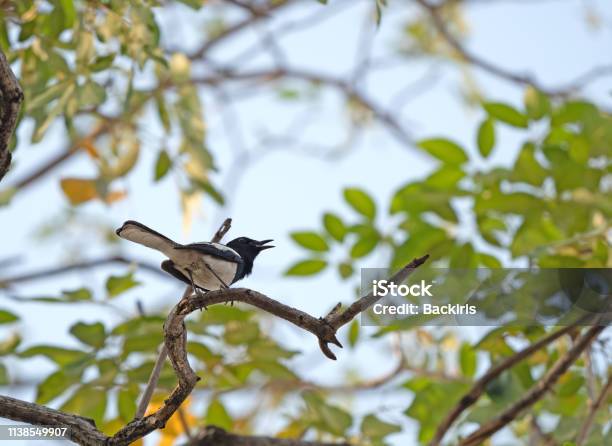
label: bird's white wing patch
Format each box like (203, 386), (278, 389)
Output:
(209, 243), (239, 256)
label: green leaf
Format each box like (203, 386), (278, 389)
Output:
(459, 343), (477, 377)
(338, 262), (354, 279)
(477, 118), (495, 157)
(224, 320), (259, 345)
(58, 0), (76, 28)
(62, 287), (93, 301)
(303, 392), (352, 436)
(361, 414), (401, 439)
(90, 54), (115, 72)
(0, 363), (10, 386)
(206, 399), (233, 430)
(323, 213), (347, 242)
(26, 81), (69, 112)
(122, 333), (163, 355)
(177, 0), (204, 9)
(557, 374), (584, 397)
(0, 187), (16, 207)
(19, 346), (89, 367)
(285, 260), (327, 276)
(290, 232), (329, 252)
(36, 370), (75, 405)
(405, 381), (471, 443)
(0, 333), (21, 355)
(61, 385), (106, 426)
(195, 306), (251, 325)
(484, 102), (529, 128)
(33, 85), (74, 141)
(69, 322), (106, 349)
(425, 165), (464, 190)
(106, 272), (140, 298)
(343, 188), (376, 219)
(192, 179), (225, 205)
(154, 150), (172, 181)
(0, 309), (19, 324)
(118, 388), (138, 421)
(0, 363), (8, 385)
(350, 233), (379, 258)
(348, 320), (359, 348)
(511, 143), (548, 186)
(78, 81), (106, 107)
(524, 86), (551, 120)
(417, 138), (468, 165)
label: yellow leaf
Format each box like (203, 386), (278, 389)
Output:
(146, 396), (196, 446)
(105, 190), (127, 204)
(276, 420), (305, 439)
(60, 178), (99, 205)
(181, 191), (201, 235)
(170, 53), (191, 82)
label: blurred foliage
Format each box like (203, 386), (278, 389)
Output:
(0, 0), (219, 215)
(287, 92), (612, 443)
(0, 1), (610, 446)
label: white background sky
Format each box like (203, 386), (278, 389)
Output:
(1, 0), (611, 444)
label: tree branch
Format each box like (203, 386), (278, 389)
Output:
(0, 48), (23, 183)
(430, 317), (592, 446)
(576, 372), (612, 446)
(414, 0), (612, 97)
(182, 254), (429, 360)
(0, 255), (167, 288)
(0, 395), (107, 446)
(457, 323), (605, 446)
(192, 66), (414, 149)
(188, 0), (293, 59)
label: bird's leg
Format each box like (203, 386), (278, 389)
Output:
(203, 262), (234, 305)
(187, 269), (206, 311)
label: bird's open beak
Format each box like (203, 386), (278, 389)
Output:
(257, 239), (275, 250)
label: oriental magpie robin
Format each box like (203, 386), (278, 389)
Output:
(115, 220), (273, 292)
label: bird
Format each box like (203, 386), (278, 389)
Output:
(115, 220), (274, 292)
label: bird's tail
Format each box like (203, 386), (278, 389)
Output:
(115, 220), (178, 257)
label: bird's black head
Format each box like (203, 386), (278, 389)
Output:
(226, 237), (274, 279)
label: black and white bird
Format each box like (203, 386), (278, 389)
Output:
(115, 220), (273, 292)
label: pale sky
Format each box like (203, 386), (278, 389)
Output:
(1, 0), (611, 444)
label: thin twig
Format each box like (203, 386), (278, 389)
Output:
(177, 406), (193, 440)
(192, 66), (414, 149)
(0, 255), (167, 287)
(414, 0), (612, 97)
(576, 373), (612, 445)
(430, 317), (591, 446)
(458, 323), (605, 446)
